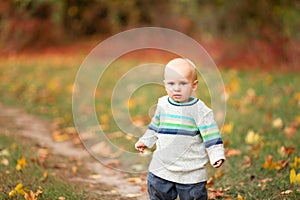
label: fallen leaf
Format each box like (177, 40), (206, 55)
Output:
(16, 157), (27, 171)
(126, 177), (143, 184)
(278, 146), (296, 157)
(0, 149), (10, 156)
(272, 118), (283, 129)
(1, 158), (9, 166)
(72, 166), (77, 173)
(128, 99), (136, 109)
(284, 125), (296, 138)
(237, 194), (246, 200)
(24, 190), (37, 200)
(9, 183), (26, 198)
(222, 122), (234, 134)
(207, 187), (229, 199)
(243, 156), (252, 169)
(245, 130), (261, 145)
(280, 190), (293, 195)
(290, 156), (300, 169)
(52, 130), (70, 142)
(89, 174), (102, 179)
(262, 155), (289, 170)
(225, 148), (242, 158)
(40, 171), (48, 182)
(100, 114), (110, 124)
(295, 116), (300, 125)
(262, 155), (273, 169)
(290, 169), (300, 185)
(258, 178), (273, 191)
(125, 193), (142, 198)
(132, 116), (147, 127)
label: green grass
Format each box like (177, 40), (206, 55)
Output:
(0, 55), (300, 199)
(0, 133), (89, 199)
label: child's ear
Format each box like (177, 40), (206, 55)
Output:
(192, 80), (198, 91)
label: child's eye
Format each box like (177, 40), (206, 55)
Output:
(167, 82), (175, 86)
(180, 82), (188, 86)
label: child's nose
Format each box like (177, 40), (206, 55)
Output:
(174, 84), (181, 91)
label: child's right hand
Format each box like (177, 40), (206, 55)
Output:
(135, 141), (147, 153)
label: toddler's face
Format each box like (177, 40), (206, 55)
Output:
(164, 59), (198, 103)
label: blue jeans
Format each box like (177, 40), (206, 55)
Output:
(147, 172), (207, 200)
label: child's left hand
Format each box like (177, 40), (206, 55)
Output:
(213, 159), (224, 168)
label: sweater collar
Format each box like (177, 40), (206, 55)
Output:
(168, 97), (199, 106)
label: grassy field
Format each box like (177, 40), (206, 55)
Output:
(0, 132), (90, 199)
(0, 54), (299, 199)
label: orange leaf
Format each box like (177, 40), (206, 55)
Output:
(278, 146), (296, 157)
(225, 148), (241, 158)
(284, 125), (296, 138)
(262, 155), (274, 170)
(24, 190), (37, 200)
(262, 155), (289, 171)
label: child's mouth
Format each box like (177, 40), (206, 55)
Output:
(173, 94), (182, 98)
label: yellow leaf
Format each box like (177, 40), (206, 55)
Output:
(290, 169), (300, 185)
(52, 130), (70, 142)
(245, 130), (261, 145)
(8, 190), (17, 198)
(290, 156), (300, 169)
(264, 75), (273, 85)
(237, 194), (246, 200)
(15, 183), (26, 195)
(16, 157), (27, 171)
(295, 93), (300, 101)
(9, 183), (26, 197)
(222, 122), (234, 134)
(99, 114), (109, 123)
(229, 77), (240, 93)
(128, 98), (135, 109)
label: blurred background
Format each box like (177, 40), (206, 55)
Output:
(0, 1), (300, 199)
(1, 0), (299, 69)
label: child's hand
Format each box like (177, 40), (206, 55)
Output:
(213, 159), (224, 168)
(135, 141), (147, 153)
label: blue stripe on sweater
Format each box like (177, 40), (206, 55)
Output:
(158, 128), (199, 136)
(204, 137), (223, 148)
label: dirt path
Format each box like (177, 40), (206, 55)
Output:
(0, 103), (148, 200)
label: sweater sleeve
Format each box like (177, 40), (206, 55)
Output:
(198, 110), (226, 166)
(138, 102), (160, 148)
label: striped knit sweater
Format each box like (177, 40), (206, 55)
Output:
(139, 95), (225, 184)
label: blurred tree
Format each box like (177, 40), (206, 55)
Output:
(0, 0), (61, 51)
(0, 0), (299, 64)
